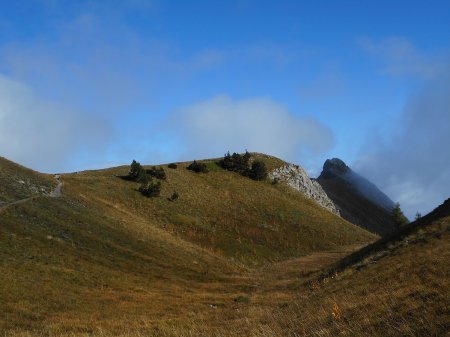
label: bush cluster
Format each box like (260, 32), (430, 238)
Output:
(122, 160), (169, 198)
(218, 151), (267, 181)
(218, 151), (251, 174)
(123, 160), (148, 183)
(139, 180), (162, 197)
(187, 160), (208, 173)
(146, 166), (167, 180)
(168, 163), (178, 169)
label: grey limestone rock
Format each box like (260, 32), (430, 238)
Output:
(269, 164), (340, 216)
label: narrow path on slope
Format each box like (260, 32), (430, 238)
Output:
(50, 174), (63, 197)
(0, 174), (63, 214)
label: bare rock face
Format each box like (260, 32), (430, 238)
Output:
(269, 164), (340, 215)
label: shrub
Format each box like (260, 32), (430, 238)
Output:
(187, 160), (208, 173)
(146, 166), (167, 180)
(169, 191), (179, 201)
(138, 179), (161, 197)
(129, 160), (140, 177)
(168, 163), (178, 169)
(136, 169), (149, 183)
(123, 160), (148, 183)
(248, 160), (267, 181)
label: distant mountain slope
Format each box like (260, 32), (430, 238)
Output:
(317, 158), (397, 235)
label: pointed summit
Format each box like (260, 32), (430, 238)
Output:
(317, 158), (397, 236)
(320, 158), (350, 179)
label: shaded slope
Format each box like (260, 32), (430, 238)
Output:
(321, 197), (450, 277)
(317, 158), (397, 235)
(0, 156), (55, 203)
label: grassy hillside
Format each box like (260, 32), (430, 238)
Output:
(0, 178), (241, 333)
(0, 157), (55, 203)
(101, 199), (446, 337)
(62, 154), (375, 265)
(281, 201), (450, 336)
(0, 154), (378, 335)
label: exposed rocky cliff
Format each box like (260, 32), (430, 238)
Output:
(269, 164), (340, 215)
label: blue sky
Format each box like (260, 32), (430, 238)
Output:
(0, 0), (449, 217)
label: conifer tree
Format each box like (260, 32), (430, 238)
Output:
(392, 202), (408, 228)
(249, 160), (267, 181)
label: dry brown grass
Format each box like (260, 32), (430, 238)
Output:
(0, 157), (55, 203)
(1, 156), (447, 336)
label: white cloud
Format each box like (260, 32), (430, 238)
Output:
(355, 67), (450, 218)
(173, 95), (334, 162)
(0, 74), (110, 173)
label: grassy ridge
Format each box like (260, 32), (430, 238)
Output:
(62, 155), (376, 265)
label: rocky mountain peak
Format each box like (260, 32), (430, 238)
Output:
(320, 158), (350, 179)
(319, 157), (395, 211)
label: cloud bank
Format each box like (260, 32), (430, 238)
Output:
(172, 95), (334, 163)
(0, 74), (110, 172)
(355, 68), (450, 218)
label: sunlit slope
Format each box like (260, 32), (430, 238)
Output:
(0, 154), (377, 333)
(63, 155), (376, 265)
(0, 187), (240, 332)
(0, 156), (245, 332)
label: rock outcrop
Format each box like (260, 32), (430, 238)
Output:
(269, 164), (340, 215)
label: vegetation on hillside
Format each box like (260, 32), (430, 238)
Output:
(138, 179), (162, 197)
(66, 156), (374, 266)
(392, 202), (409, 228)
(146, 166), (167, 180)
(218, 151), (268, 181)
(121, 160), (167, 198)
(187, 160), (209, 173)
(122, 160), (148, 183)
(2, 156), (445, 336)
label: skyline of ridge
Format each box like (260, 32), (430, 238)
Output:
(0, 0), (449, 218)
